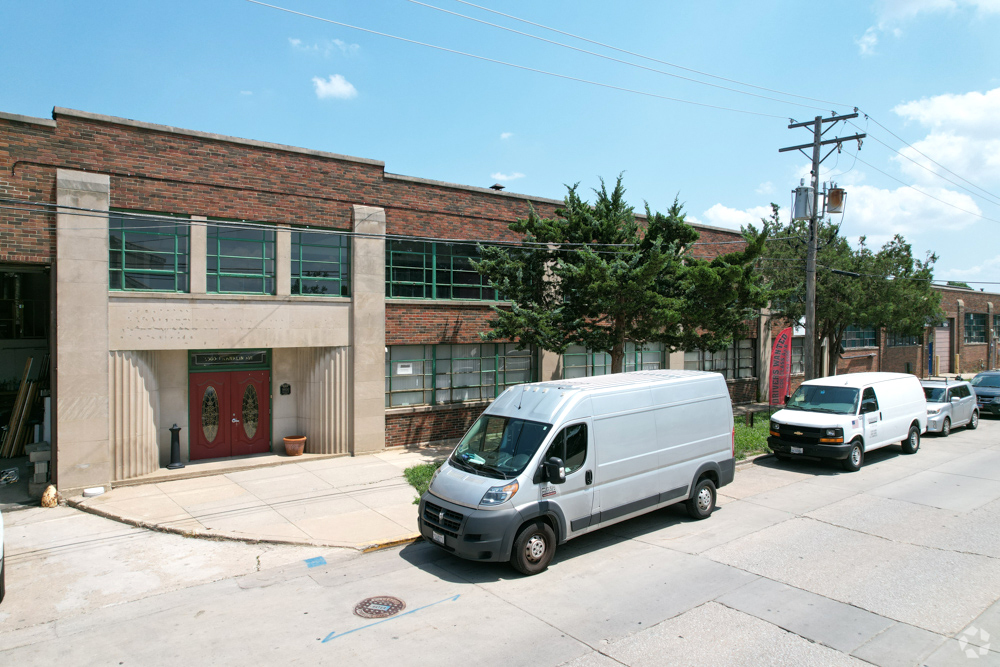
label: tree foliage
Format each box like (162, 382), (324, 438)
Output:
(475, 176), (769, 373)
(759, 205), (943, 372)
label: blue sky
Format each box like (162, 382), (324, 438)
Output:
(3, 0), (1000, 286)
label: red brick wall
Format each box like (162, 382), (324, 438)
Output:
(386, 302), (506, 345)
(727, 378), (757, 404)
(386, 403), (484, 447)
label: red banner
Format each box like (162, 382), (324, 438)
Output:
(769, 327), (793, 406)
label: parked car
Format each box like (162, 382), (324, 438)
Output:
(921, 379), (979, 436)
(971, 370), (1000, 417)
(418, 370), (736, 575)
(769, 372), (927, 471)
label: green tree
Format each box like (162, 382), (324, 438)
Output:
(475, 176), (768, 373)
(760, 205), (942, 373)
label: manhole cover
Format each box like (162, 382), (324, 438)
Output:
(354, 596), (406, 619)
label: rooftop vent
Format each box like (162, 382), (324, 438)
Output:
(489, 183), (505, 191)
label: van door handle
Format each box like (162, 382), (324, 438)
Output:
(585, 471), (593, 485)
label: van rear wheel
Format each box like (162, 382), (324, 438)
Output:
(510, 520), (556, 576)
(685, 479), (717, 520)
(901, 425), (920, 454)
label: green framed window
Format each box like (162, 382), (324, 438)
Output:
(563, 342), (665, 378)
(385, 343), (535, 407)
(842, 326), (877, 349)
(206, 221), (275, 294)
(684, 339), (754, 379)
(965, 313), (987, 343)
(109, 210), (189, 292)
(887, 331), (920, 347)
(292, 230), (350, 296)
(385, 240), (498, 300)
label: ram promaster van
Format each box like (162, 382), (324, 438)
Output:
(768, 372), (926, 472)
(418, 370), (735, 575)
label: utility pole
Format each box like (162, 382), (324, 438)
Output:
(779, 112), (865, 380)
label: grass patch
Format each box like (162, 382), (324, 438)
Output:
(404, 460), (444, 504)
(734, 412), (772, 460)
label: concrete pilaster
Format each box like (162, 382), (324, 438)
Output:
(540, 348), (561, 381)
(350, 205), (386, 454)
(666, 350), (685, 370)
(55, 169), (111, 492)
(189, 216), (207, 294)
(276, 225), (291, 296)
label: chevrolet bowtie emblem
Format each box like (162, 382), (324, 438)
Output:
(793, 431), (803, 436)
(438, 510), (445, 523)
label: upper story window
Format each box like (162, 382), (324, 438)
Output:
(887, 331), (920, 347)
(291, 230), (350, 296)
(684, 339), (755, 379)
(790, 337), (804, 375)
(842, 326), (877, 349)
(109, 210), (189, 292)
(207, 221), (275, 295)
(385, 240), (498, 300)
(563, 342), (665, 378)
(965, 313), (987, 343)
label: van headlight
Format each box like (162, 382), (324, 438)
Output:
(480, 480), (518, 506)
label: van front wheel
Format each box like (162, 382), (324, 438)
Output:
(510, 520), (556, 576)
(685, 479), (717, 520)
(901, 425), (920, 454)
(842, 441), (864, 472)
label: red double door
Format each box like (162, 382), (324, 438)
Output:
(189, 370), (271, 461)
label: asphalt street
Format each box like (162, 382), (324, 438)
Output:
(3, 419), (1000, 666)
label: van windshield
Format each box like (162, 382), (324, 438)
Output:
(450, 416), (551, 480)
(784, 385), (860, 415)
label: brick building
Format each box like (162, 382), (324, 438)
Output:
(1, 107), (762, 494)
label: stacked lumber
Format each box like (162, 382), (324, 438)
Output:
(1, 356), (44, 458)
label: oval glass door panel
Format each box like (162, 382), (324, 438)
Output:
(242, 384), (259, 439)
(202, 386), (220, 442)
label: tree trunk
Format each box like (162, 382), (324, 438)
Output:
(610, 341), (625, 374)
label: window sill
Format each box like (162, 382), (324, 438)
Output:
(963, 342), (988, 346)
(109, 291), (351, 304)
(386, 399), (493, 416)
(386, 298), (511, 307)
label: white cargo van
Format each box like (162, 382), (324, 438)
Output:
(768, 372), (926, 472)
(418, 370), (736, 575)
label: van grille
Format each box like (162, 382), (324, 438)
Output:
(774, 424), (824, 444)
(424, 501), (463, 536)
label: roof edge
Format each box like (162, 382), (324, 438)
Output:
(0, 111), (57, 128)
(51, 107), (386, 167)
(384, 172), (564, 205)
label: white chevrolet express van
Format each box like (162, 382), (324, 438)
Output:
(768, 372), (927, 472)
(418, 370), (736, 575)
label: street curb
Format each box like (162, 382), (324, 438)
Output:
(736, 452), (774, 469)
(360, 534), (422, 553)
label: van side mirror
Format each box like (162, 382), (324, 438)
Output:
(784, 394), (791, 405)
(544, 457), (566, 485)
(862, 400), (877, 414)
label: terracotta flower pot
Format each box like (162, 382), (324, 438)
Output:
(283, 435), (306, 456)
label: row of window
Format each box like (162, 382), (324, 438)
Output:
(109, 212), (350, 296)
(385, 340), (758, 409)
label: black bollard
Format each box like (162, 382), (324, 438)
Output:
(167, 423), (185, 469)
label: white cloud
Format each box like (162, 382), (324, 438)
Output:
(838, 182), (981, 238)
(290, 37), (360, 57)
(500, 132), (513, 140)
(312, 75), (358, 100)
(892, 87), (1000, 185)
(856, 27), (879, 56)
(755, 181), (775, 195)
(942, 254), (1000, 279)
(701, 204), (774, 230)
(240, 90), (253, 96)
(491, 172), (525, 182)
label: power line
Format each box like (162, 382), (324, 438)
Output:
(849, 154), (1000, 225)
(857, 110), (1000, 204)
(404, 0), (830, 113)
(848, 120), (1000, 209)
(450, 0), (851, 109)
(245, 0), (789, 119)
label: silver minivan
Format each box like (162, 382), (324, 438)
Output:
(418, 370), (736, 575)
(921, 379), (979, 435)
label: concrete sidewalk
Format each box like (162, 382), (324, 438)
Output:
(70, 448), (449, 550)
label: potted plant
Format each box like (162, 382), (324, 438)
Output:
(283, 435), (306, 456)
